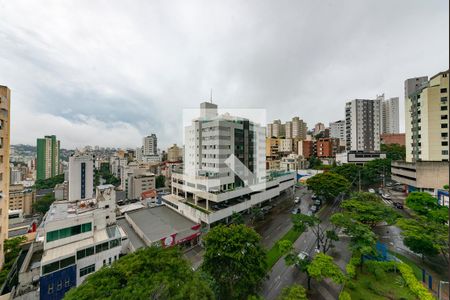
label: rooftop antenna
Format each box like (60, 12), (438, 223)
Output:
(210, 88), (213, 103)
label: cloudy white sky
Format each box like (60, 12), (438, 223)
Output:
(0, 0), (448, 149)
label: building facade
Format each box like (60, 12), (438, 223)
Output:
(68, 152), (94, 201)
(127, 171), (155, 200)
(380, 95), (400, 134)
(37, 135), (60, 180)
(329, 120), (346, 146)
(9, 184), (34, 216)
(143, 134), (157, 156)
(167, 144), (183, 162)
(345, 99), (382, 151)
(266, 117), (306, 139)
(380, 133), (406, 146)
(0, 85), (10, 268)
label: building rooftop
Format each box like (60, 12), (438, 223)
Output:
(126, 206), (197, 243)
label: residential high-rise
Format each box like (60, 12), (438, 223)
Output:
(266, 117), (307, 139)
(163, 102), (295, 225)
(345, 99), (382, 151)
(313, 122), (325, 136)
(0, 85), (11, 268)
(379, 94), (400, 134)
(404, 71), (449, 162)
(37, 135), (60, 180)
(329, 120), (346, 145)
(391, 70), (449, 196)
(142, 134), (157, 156)
(69, 152), (94, 201)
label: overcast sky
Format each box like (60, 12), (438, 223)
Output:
(0, 0), (448, 150)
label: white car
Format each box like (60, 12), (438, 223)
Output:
(297, 251), (309, 261)
(382, 193), (392, 200)
(368, 188), (376, 194)
(294, 196), (300, 204)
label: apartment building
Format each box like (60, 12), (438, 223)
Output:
(37, 135), (60, 180)
(15, 185), (127, 300)
(127, 171), (155, 200)
(381, 133), (405, 146)
(266, 117), (307, 139)
(167, 144), (183, 162)
(345, 98), (382, 151)
(313, 122), (325, 136)
(163, 102), (295, 227)
(143, 134), (157, 156)
(380, 95), (400, 134)
(392, 70), (449, 196)
(68, 152), (94, 201)
(329, 120), (346, 146)
(404, 71), (449, 162)
(316, 138), (340, 158)
(0, 85), (10, 268)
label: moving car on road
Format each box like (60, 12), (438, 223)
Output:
(297, 251), (309, 262)
(381, 193), (392, 200)
(393, 202), (403, 209)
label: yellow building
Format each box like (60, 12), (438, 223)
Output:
(167, 144), (183, 162)
(9, 184), (35, 216)
(265, 137), (279, 157)
(405, 70), (449, 162)
(0, 85), (11, 268)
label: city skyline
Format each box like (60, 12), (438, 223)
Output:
(0, 1), (448, 149)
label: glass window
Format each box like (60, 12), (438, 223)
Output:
(95, 242), (109, 254)
(82, 223), (92, 232)
(42, 261), (60, 275)
(46, 230), (59, 242)
(85, 246), (94, 256)
(60, 256), (75, 268)
(77, 249), (85, 260)
(80, 264), (95, 277)
(109, 239), (120, 249)
(57, 281), (62, 291)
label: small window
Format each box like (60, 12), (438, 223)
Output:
(441, 115), (448, 120)
(442, 141), (448, 146)
(48, 284), (54, 295)
(442, 150), (449, 155)
(441, 88), (448, 93)
(441, 124), (448, 129)
(57, 281), (62, 291)
(441, 106), (448, 111)
(442, 132), (448, 137)
(65, 278), (70, 287)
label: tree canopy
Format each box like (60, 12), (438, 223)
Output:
(33, 174), (65, 190)
(381, 143), (406, 161)
(306, 172), (351, 202)
(340, 192), (399, 228)
(307, 253), (345, 285)
(156, 175), (165, 188)
(279, 284), (307, 300)
(405, 192), (439, 216)
(64, 246), (214, 300)
(202, 224), (267, 300)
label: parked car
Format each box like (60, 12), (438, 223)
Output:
(368, 188), (376, 194)
(393, 202), (403, 209)
(261, 206), (272, 213)
(291, 208), (300, 214)
(297, 251), (309, 262)
(310, 205), (318, 213)
(305, 211), (313, 216)
(311, 194), (318, 200)
(314, 199), (321, 206)
(381, 193), (392, 200)
(294, 196), (301, 204)
(378, 188), (383, 195)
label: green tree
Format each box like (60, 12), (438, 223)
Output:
(283, 246), (312, 290)
(405, 192), (439, 216)
(381, 143), (406, 161)
(330, 164), (362, 187)
(308, 156), (323, 169)
(306, 172), (351, 202)
(397, 217), (447, 262)
(340, 192), (399, 228)
(307, 253), (345, 286)
(0, 236), (27, 286)
(156, 175), (165, 188)
(64, 246), (213, 300)
(202, 224), (267, 299)
(278, 284), (307, 300)
(250, 207), (264, 224)
(292, 214), (339, 253)
(363, 159), (391, 186)
(231, 211), (244, 225)
(331, 213), (376, 264)
(32, 193), (56, 214)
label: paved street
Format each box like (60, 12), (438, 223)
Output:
(261, 196), (350, 300)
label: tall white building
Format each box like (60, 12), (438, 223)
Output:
(379, 94), (400, 134)
(143, 134), (157, 156)
(345, 98), (382, 151)
(163, 102), (295, 226)
(69, 152), (94, 201)
(329, 120), (345, 143)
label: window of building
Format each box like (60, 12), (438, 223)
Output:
(441, 88), (448, 93)
(80, 264), (95, 277)
(442, 115), (448, 120)
(109, 257), (112, 265)
(65, 278), (70, 287)
(442, 150), (449, 155)
(441, 106), (448, 111)
(48, 284), (54, 295)
(57, 280), (63, 291)
(46, 222), (92, 242)
(95, 242), (109, 253)
(442, 132), (448, 137)
(441, 124), (448, 129)
(442, 141), (448, 146)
